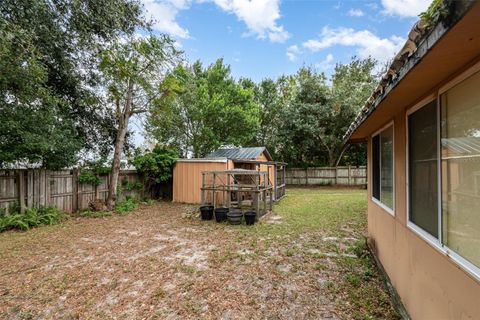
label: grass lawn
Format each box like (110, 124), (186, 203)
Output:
(0, 187), (399, 319)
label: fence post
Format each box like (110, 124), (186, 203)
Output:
(27, 170), (33, 208)
(348, 165), (351, 186)
(45, 170), (51, 206)
(72, 168), (79, 212)
(335, 167), (338, 185)
(18, 171), (25, 213)
(305, 168), (308, 185)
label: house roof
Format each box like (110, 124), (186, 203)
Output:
(343, 0), (478, 143)
(206, 147), (273, 161)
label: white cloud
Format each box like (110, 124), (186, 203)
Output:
(381, 0), (431, 17)
(213, 0), (290, 43)
(142, 0), (289, 43)
(286, 45), (301, 62)
(316, 53), (334, 71)
(348, 9), (364, 17)
(142, 0), (191, 38)
(303, 26), (405, 63)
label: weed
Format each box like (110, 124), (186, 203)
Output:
(115, 198), (138, 214)
(80, 209), (112, 218)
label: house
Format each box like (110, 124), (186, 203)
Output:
(343, 1), (480, 319)
(172, 147), (286, 204)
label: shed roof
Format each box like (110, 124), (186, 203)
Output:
(207, 147), (273, 161)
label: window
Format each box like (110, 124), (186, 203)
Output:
(372, 125), (394, 211)
(441, 70), (480, 269)
(408, 100), (439, 238)
(407, 69), (480, 274)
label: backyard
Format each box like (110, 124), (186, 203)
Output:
(0, 187), (399, 320)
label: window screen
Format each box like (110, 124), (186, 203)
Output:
(408, 100), (438, 238)
(441, 70), (480, 268)
(372, 135), (380, 200)
(372, 125), (394, 210)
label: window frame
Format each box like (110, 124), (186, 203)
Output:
(405, 61), (480, 282)
(371, 121), (395, 216)
(405, 95), (443, 247)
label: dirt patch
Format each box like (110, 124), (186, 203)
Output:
(0, 190), (398, 320)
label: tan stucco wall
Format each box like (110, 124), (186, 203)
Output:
(367, 106), (480, 319)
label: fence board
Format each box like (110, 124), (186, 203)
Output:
(0, 169), (144, 213)
(286, 166), (367, 186)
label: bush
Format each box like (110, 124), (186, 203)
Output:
(130, 145), (177, 191)
(115, 198), (138, 214)
(0, 206), (66, 232)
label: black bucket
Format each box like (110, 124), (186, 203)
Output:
(244, 210), (256, 225)
(199, 205), (214, 220)
(214, 207), (229, 222)
(227, 208), (243, 225)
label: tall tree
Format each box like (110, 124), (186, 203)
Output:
(99, 35), (180, 210)
(275, 58), (377, 167)
(0, 0), (145, 169)
(147, 59), (260, 157)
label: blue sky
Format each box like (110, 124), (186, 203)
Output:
(141, 0), (433, 81)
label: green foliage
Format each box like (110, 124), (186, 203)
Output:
(273, 58), (376, 167)
(122, 180), (143, 191)
(130, 145), (178, 184)
(0, 0), (146, 169)
(419, 0), (452, 28)
(78, 159), (111, 186)
(80, 209), (113, 218)
(147, 59), (260, 157)
(0, 206), (66, 232)
(115, 198), (138, 214)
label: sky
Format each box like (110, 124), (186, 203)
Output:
(141, 0), (433, 81)
(133, 0), (432, 146)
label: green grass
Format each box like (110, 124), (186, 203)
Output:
(237, 187), (368, 238)
(236, 187), (400, 320)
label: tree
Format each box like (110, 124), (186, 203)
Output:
(249, 78), (285, 157)
(0, 0), (145, 169)
(99, 35), (180, 210)
(130, 145), (178, 198)
(275, 58), (377, 167)
(147, 59), (260, 157)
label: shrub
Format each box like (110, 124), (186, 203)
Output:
(0, 206), (66, 232)
(130, 145), (177, 194)
(115, 198), (138, 214)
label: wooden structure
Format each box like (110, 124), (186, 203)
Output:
(200, 169), (273, 217)
(285, 166), (367, 186)
(173, 147), (286, 204)
(0, 169), (143, 213)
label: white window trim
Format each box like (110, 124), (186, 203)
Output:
(371, 121), (395, 216)
(405, 78), (480, 282)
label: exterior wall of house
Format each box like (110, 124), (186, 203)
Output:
(172, 159), (228, 204)
(366, 90), (480, 319)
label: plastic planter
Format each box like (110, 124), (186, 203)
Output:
(244, 210), (256, 225)
(227, 208), (243, 225)
(199, 205), (214, 220)
(214, 207), (229, 222)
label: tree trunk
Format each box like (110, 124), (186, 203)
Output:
(106, 112), (130, 210)
(107, 82), (133, 211)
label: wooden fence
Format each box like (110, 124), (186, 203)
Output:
(0, 169), (143, 213)
(285, 166), (367, 186)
